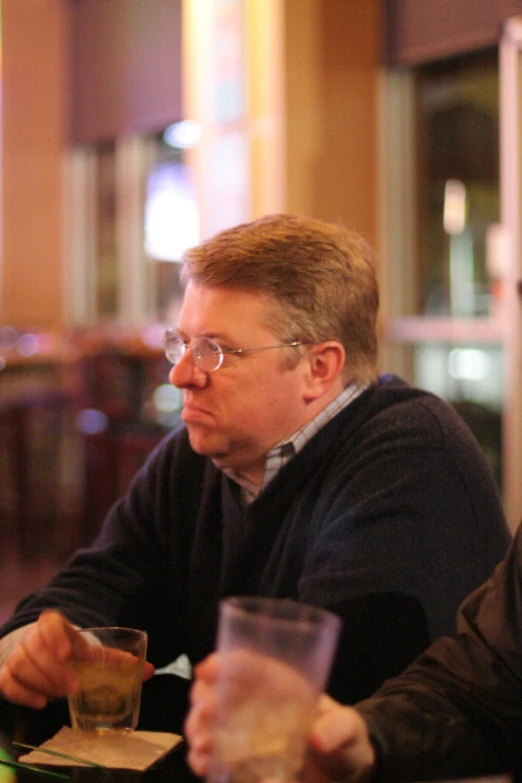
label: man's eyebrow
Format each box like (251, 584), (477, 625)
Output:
(177, 329), (235, 342)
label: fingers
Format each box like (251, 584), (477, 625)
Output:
(185, 696), (215, 777)
(0, 611), (78, 709)
(186, 651), (316, 777)
(184, 657), (376, 783)
(143, 661), (156, 681)
(310, 695), (354, 751)
(193, 652), (219, 682)
(0, 613), (154, 710)
(310, 709), (358, 753)
(185, 656), (219, 776)
(0, 653), (48, 709)
(307, 699), (376, 783)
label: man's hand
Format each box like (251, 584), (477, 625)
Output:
(0, 611), (78, 708)
(306, 695), (376, 783)
(185, 653), (219, 776)
(185, 653), (376, 783)
(0, 611), (155, 709)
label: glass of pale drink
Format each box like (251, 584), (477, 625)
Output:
(207, 597), (341, 783)
(67, 627), (148, 734)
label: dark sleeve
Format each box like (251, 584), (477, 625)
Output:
(0, 430), (201, 668)
(0, 469), (176, 663)
(325, 593), (430, 704)
(354, 525), (522, 783)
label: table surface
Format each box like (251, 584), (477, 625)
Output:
(0, 674), (199, 783)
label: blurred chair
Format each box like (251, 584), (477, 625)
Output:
(81, 423), (166, 544)
(0, 387), (79, 563)
(74, 340), (177, 544)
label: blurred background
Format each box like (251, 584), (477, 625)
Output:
(1, 0), (522, 618)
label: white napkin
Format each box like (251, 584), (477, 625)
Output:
(18, 726), (183, 771)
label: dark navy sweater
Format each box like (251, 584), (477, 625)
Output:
(0, 375), (511, 707)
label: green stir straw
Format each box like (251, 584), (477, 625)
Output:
(0, 756), (70, 781)
(12, 743), (106, 770)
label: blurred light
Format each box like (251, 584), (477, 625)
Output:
(140, 323), (166, 349)
(36, 332), (53, 353)
(0, 325), (18, 350)
(486, 223), (510, 280)
(144, 162), (199, 262)
(443, 179), (466, 235)
(163, 120), (201, 149)
(153, 384), (182, 414)
(16, 333), (38, 357)
(0, 356), (6, 371)
(75, 408), (109, 435)
(448, 348), (490, 381)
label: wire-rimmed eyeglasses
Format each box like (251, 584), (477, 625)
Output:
(163, 329), (305, 373)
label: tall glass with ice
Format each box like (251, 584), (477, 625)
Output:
(67, 626), (148, 734)
(208, 597), (341, 783)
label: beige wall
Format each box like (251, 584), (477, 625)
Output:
(0, 0), (382, 329)
(246, 0), (286, 218)
(1, 0), (70, 330)
(285, 0), (381, 249)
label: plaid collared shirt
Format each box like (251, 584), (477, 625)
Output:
(223, 382), (368, 504)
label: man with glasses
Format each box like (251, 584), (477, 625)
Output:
(186, 278), (522, 783)
(0, 214), (510, 725)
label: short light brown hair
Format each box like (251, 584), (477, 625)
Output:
(181, 214), (379, 384)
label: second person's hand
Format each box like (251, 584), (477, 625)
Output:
(185, 653), (376, 783)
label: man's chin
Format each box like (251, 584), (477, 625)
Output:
(186, 430), (228, 462)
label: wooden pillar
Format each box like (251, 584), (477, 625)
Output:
(1, 0), (71, 330)
(284, 0), (381, 248)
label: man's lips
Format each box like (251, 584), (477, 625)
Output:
(181, 403), (212, 424)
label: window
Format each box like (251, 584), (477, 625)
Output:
(380, 48), (514, 517)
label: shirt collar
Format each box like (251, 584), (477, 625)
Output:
(222, 381), (368, 503)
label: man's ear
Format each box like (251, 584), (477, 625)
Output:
(303, 342), (346, 401)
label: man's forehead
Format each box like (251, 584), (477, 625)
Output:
(182, 281), (272, 306)
(179, 282), (278, 334)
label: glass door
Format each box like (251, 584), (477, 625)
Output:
(380, 17), (522, 530)
(499, 16), (522, 529)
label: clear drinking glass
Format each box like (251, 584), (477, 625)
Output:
(207, 597), (341, 783)
(67, 626), (148, 734)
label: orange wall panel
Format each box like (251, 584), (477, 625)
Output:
(1, 0), (71, 329)
(285, 0), (381, 249)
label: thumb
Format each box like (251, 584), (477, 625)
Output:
(143, 662), (156, 681)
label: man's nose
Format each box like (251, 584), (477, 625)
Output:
(168, 350), (207, 388)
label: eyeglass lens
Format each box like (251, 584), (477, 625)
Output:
(164, 332), (223, 372)
(164, 333), (183, 364)
(194, 338), (222, 371)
